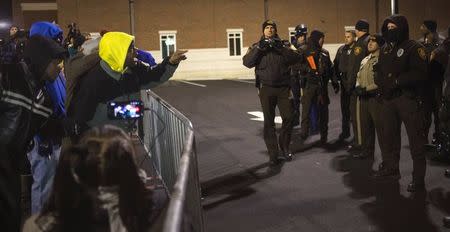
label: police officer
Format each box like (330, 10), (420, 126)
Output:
(298, 30), (338, 143)
(290, 24), (308, 126)
(347, 19), (370, 153)
(334, 30), (356, 140)
(373, 15), (428, 192)
(420, 20), (445, 143)
(352, 34), (385, 159)
(243, 20), (303, 165)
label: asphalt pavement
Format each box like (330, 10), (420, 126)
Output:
(153, 79), (450, 232)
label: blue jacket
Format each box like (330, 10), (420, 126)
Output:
(29, 21), (66, 118)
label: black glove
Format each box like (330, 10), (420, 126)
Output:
(273, 38), (284, 49)
(354, 86), (367, 96)
(258, 38), (272, 51)
(332, 81), (340, 94)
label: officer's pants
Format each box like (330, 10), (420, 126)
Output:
(360, 96), (383, 156)
(290, 77), (301, 124)
(425, 81), (443, 138)
(340, 86), (351, 136)
(379, 95), (427, 183)
(300, 84), (329, 139)
(259, 85), (294, 159)
(350, 94), (360, 145)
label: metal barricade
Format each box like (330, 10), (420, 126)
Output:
(142, 90), (204, 232)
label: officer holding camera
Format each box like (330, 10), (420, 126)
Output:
(243, 20), (303, 166)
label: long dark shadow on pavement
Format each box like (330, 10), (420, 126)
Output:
(201, 162), (284, 210)
(331, 154), (440, 231)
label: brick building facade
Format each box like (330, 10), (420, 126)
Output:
(10, 0), (450, 79)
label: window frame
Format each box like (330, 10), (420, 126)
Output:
(159, 30), (177, 59)
(226, 28), (244, 57)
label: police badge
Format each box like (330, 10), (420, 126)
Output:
(397, 48), (404, 57)
(417, 47), (427, 60)
(354, 46), (362, 56)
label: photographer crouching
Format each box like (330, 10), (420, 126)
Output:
(243, 20), (304, 166)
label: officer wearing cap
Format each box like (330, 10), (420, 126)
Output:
(347, 19), (371, 155)
(243, 20), (303, 166)
(373, 15), (428, 193)
(334, 29), (356, 140)
(352, 34), (384, 159)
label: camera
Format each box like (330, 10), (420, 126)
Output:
(107, 100), (144, 120)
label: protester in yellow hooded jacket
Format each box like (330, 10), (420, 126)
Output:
(65, 32), (187, 140)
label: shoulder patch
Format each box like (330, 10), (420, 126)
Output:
(417, 47), (427, 60)
(353, 46), (362, 56)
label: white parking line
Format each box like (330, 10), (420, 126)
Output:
(228, 79), (254, 84)
(176, 80), (207, 87)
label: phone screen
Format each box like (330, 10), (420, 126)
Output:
(107, 100), (144, 120)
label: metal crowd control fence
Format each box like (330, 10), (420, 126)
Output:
(142, 89), (204, 232)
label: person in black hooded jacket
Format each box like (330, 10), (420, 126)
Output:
(298, 30), (337, 144)
(372, 15), (429, 193)
(0, 35), (66, 232)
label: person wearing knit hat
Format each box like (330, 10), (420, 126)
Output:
(243, 19), (304, 165)
(262, 19), (277, 34)
(346, 19), (370, 155)
(355, 19), (369, 33)
(422, 20), (437, 33)
(352, 33), (384, 159)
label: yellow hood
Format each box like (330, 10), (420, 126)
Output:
(99, 32), (135, 73)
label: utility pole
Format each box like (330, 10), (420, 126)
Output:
(264, 0), (268, 20)
(129, 0), (135, 35)
(391, 0), (399, 15)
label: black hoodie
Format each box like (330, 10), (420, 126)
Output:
(376, 15), (428, 100)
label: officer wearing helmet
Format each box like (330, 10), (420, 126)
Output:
(290, 24), (308, 126)
(294, 24), (308, 48)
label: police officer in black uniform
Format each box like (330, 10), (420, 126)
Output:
(373, 15), (428, 193)
(420, 20), (445, 143)
(298, 30), (338, 143)
(290, 24), (308, 126)
(347, 20), (370, 154)
(243, 20), (303, 165)
(334, 30), (356, 140)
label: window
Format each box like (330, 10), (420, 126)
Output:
(288, 27), (296, 44)
(227, 29), (243, 56)
(159, 31), (177, 59)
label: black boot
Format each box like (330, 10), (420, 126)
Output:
(445, 169), (450, 178)
(407, 181), (425, 192)
(338, 132), (350, 140)
(371, 164), (400, 181)
(444, 216), (450, 228)
(279, 149), (293, 162)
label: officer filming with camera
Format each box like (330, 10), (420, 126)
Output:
(243, 20), (304, 166)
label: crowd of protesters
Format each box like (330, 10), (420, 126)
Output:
(0, 21), (187, 232)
